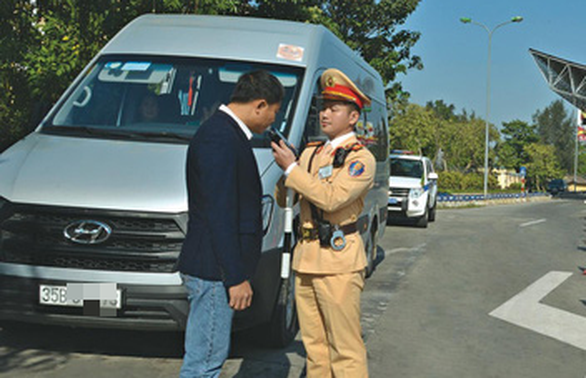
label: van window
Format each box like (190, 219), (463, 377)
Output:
(45, 56), (303, 145)
(357, 101), (388, 162)
(302, 77), (326, 147)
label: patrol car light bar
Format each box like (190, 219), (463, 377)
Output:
(390, 150), (414, 155)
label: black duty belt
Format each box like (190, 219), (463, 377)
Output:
(300, 222), (358, 241)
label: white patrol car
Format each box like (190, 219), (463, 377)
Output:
(388, 151), (438, 228)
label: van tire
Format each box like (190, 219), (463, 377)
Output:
(262, 271), (298, 348)
(428, 201), (437, 222)
(0, 321), (25, 333)
(365, 226), (376, 278)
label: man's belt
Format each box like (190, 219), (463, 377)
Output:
(299, 222), (358, 241)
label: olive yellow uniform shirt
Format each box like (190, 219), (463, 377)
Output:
(277, 134), (376, 274)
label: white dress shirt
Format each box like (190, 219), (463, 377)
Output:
(219, 104), (253, 140)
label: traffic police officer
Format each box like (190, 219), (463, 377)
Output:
(272, 68), (375, 378)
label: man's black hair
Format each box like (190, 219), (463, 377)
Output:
(230, 70), (284, 105)
(348, 102), (361, 114)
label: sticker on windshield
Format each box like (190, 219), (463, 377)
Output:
(277, 44), (304, 62)
(105, 62), (123, 70)
(121, 62), (151, 71)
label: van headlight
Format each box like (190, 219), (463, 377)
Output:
(409, 188), (424, 199)
(261, 195), (274, 235)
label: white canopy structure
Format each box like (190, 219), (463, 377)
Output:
(530, 48), (586, 111)
(530, 48), (586, 190)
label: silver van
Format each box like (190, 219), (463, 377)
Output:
(0, 14), (389, 347)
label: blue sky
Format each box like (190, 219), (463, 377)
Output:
(399, 0), (586, 128)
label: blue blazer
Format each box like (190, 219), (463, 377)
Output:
(178, 110), (263, 287)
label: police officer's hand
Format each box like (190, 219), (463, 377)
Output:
(271, 140), (297, 171)
(228, 280), (253, 311)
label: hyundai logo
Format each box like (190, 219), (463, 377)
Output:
(64, 220), (112, 245)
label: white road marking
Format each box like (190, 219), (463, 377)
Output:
(489, 271), (586, 351)
(519, 218), (546, 227)
(386, 243), (427, 255)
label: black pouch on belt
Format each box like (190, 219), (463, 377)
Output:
(318, 220), (333, 247)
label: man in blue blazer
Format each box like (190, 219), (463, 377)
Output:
(178, 70), (283, 378)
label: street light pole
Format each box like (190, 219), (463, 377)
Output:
(460, 16), (523, 199)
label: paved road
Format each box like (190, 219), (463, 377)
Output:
(370, 199), (586, 378)
(2, 199), (586, 377)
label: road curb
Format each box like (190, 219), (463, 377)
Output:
(438, 194), (552, 208)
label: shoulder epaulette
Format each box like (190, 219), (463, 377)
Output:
(343, 142), (364, 152)
(306, 141), (326, 148)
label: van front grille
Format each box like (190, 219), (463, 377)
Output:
(0, 205), (186, 273)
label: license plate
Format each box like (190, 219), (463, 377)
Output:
(39, 284), (122, 309)
(388, 197), (398, 205)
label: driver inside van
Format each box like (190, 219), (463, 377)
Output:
(137, 93), (160, 122)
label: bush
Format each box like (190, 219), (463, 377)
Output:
(508, 182), (522, 190)
(462, 173), (483, 191)
(438, 171), (499, 192)
(438, 171), (464, 192)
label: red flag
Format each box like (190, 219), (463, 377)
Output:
(578, 110), (586, 143)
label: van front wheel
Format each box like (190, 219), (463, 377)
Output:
(264, 271), (298, 348)
(365, 226), (376, 278)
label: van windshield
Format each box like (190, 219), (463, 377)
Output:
(390, 158), (423, 179)
(44, 56), (303, 145)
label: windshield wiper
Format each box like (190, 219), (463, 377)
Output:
(43, 126), (192, 142)
(128, 131), (192, 142)
(43, 125), (134, 139)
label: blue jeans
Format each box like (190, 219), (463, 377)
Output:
(179, 274), (234, 378)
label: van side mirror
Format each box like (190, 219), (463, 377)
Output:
(428, 172), (438, 180)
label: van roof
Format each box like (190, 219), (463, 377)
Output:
(100, 15), (379, 78)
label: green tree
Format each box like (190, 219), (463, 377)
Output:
(495, 119), (538, 170)
(389, 103), (436, 156)
(423, 100), (488, 171)
(533, 99), (574, 173)
(425, 99), (456, 121)
(524, 142), (563, 191)
(391, 99), (500, 172)
(0, 1), (38, 151)
(578, 145), (586, 176)
(437, 117), (499, 172)
(424, 99), (471, 123)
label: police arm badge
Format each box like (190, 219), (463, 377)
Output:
(348, 160), (365, 177)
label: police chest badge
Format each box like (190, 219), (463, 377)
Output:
(319, 165), (333, 179)
(348, 160), (365, 177)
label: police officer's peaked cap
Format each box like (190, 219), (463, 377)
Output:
(320, 68), (371, 109)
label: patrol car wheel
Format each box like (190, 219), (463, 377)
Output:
(264, 269), (299, 348)
(416, 207), (429, 228)
(428, 200), (437, 222)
